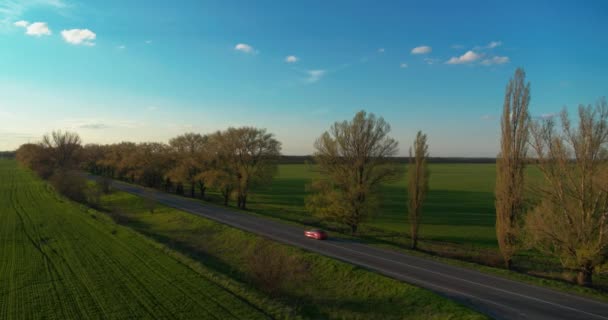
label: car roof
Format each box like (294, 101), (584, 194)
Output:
(306, 229), (324, 232)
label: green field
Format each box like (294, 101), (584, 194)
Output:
(246, 164), (500, 247)
(0, 159), (273, 319)
(99, 185), (486, 319)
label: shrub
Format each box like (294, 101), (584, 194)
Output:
(246, 240), (310, 297)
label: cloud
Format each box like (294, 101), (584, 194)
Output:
(400, 63), (408, 68)
(475, 41), (503, 50)
(117, 45), (126, 50)
(285, 55), (298, 63)
(451, 44), (464, 49)
(377, 48), (385, 53)
(481, 56), (509, 66)
(79, 123), (110, 129)
(145, 40), (152, 44)
(14, 20), (51, 36)
(1, 0), (66, 28)
(61, 28), (96, 46)
(14, 20), (28, 27)
(446, 50), (480, 64)
(411, 45), (432, 54)
(26, 22), (51, 36)
(63, 118), (143, 130)
(306, 69), (326, 83)
(424, 57), (439, 65)
(487, 41), (502, 49)
(234, 43), (255, 54)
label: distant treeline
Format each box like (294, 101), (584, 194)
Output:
(0, 151), (16, 159)
(279, 155), (496, 164)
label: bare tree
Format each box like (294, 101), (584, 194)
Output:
(408, 131), (429, 250)
(495, 68), (531, 269)
(41, 130), (82, 169)
(306, 111), (400, 234)
(526, 98), (608, 286)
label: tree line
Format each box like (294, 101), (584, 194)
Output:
(14, 67), (608, 286)
(17, 127), (281, 209)
(496, 68), (608, 286)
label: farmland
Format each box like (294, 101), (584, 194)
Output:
(0, 159), (275, 319)
(237, 163), (502, 247)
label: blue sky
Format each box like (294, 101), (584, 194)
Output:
(1, 0), (607, 156)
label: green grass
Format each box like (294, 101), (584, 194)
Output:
(245, 163), (499, 246)
(0, 159), (282, 319)
(100, 187), (487, 319)
(236, 164), (608, 300)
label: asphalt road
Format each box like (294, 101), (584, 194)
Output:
(101, 177), (608, 320)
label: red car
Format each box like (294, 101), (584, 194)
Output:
(304, 229), (328, 240)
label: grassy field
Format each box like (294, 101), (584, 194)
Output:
(0, 159), (280, 319)
(245, 163), (500, 247)
(99, 186), (487, 319)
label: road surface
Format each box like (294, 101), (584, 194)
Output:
(99, 177), (608, 320)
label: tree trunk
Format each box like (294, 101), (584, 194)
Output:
(223, 192), (229, 206)
(577, 267), (593, 286)
(190, 183), (195, 198)
(198, 181), (206, 199)
(505, 257), (513, 270)
(410, 228), (418, 250)
(350, 224), (358, 235)
(241, 195), (247, 210)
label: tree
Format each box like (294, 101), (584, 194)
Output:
(215, 127), (281, 209)
(41, 130), (82, 169)
(408, 131), (429, 250)
(168, 133), (208, 198)
(495, 68), (531, 269)
(306, 111), (400, 234)
(526, 98), (608, 286)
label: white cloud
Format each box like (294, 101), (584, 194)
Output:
(378, 48), (385, 53)
(424, 57), (439, 65)
(475, 41), (503, 50)
(26, 22), (51, 36)
(400, 63), (408, 68)
(61, 28), (96, 46)
(1, 0), (66, 28)
(487, 41), (502, 49)
(285, 55), (298, 63)
(14, 20), (28, 27)
(63, 118), (143, 130)
(145, 40), (152, 44)
(481, 56), (509, 66)
(306, 69), (326, 83)
(446, 50), (481, 64)
(235, 43), (255, 54)
(117, 45), (126, 50)
(411, 45), (432, 54)
(14, 21), (51, 36)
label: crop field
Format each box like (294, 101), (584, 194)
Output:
(0, 160), (269, 319)
(246, 163), (505, 247)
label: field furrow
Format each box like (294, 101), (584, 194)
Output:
(0, 160), (269, 319)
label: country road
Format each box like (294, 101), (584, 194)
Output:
(98, 177), (608, 320)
